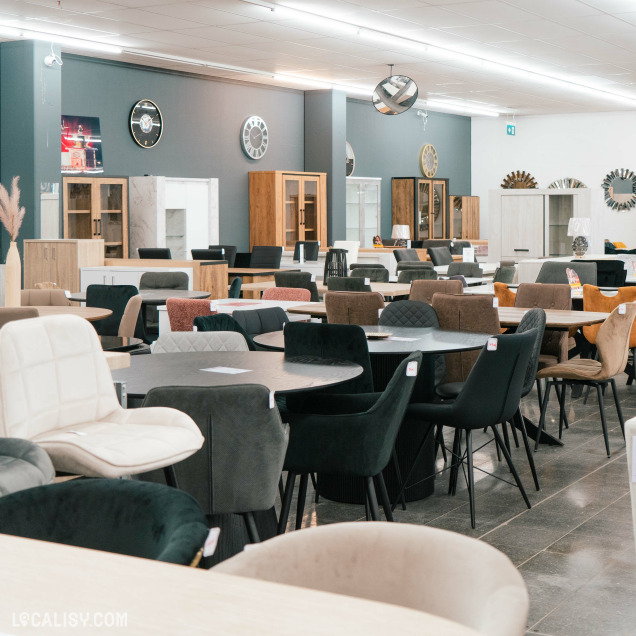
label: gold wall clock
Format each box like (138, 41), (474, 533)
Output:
(419, 144), (438, 178)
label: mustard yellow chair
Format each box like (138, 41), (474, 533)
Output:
(494, 282), (515, 307)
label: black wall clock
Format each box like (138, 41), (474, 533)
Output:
(129, 99), (163, 148)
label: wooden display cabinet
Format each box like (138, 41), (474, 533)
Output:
(249, 171), (327, 249)
(392, 177), (449, 241)
(450, 196), (480, 239)
(63, 177), (129, 259)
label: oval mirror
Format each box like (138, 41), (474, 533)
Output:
(602, 169), (636, 211)
(372, 75), (418, 115)
(346, 141), (355, 176)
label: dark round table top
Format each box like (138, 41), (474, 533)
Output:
(99, 336), (144, 352)
(111, 351), (362, 398)
(254, 325), (491, 354)
(69, 289), (210, 306)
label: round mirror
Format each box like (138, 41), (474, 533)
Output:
(372, 75), (418, 115)
(602, 169), (636, 211)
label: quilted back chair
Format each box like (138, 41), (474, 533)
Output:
(325, 291), (385, 326)
(583, 285), (636, 347)
(516, 308), (547, 398)
(393, 248), (421, 263)
(327, 277), (371, 292)
(138, 248), (171, 259)
(151, 331), (249, 353)
(262, 287), (311, 302)
(431, 293), (501, 383)
(274, 271), (319, 302)
(139, 272), (189, 290)
(233, 307), (288, 340)
(166, 298), (216, 332)
(409, 279), (463, 303)
(20, 289), (70, 306)
(0, 315), (203, 477)
(0, 308), (39, 329)
(293, 241), (319, 262)
(193, 314), (256, 351)
(447, 262), (483, 278)
(350, 267), (389, 283)
(209, 245), (237, 268)
(86, 284), (146, 342)
(228, 277), (242, 298)
(250, 246), (283, 269)
(0, 438), (55, 497)
(427, 247), (453, 266)
(397, 269), (438, 284)
(536, 261), (597, 286)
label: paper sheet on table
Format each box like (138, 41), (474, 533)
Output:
(387, 336), (419, 342)
(201, 367), (251, 374)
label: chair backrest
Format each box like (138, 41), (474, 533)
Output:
(427, 247), (453, 266)
(350, 267), (389, 283)
(283, 322), (374, 394)
(191, 248), (225, 261)
(579, 259), (627, 287)
(396, 261), (434, 272)
(350, 263), (385, 270)
(274, 271), (319, 302)
(325, 291), (385, 326)
(409, 279), (463, 303)
(86, 284), (144, 339)
(536, 260), (597, 286)
(34, 282), (58, 289)
(142, 385), (288, 516)
(234, 252), (252, 268)
(214, 521), (529, 636)
(515, 308), (547, 397)
(20, 289), (70, 307)
(449, 274), (467, 288)
(0, 315), (119, 439)
(262, 287), (311, 302)
(583, 284), (636, 346)
(379, 300), (439, 328)
(327, 277), (371, 292)
(118, 295), (142, 338)
(139, 272), (189, 290)
(431, 293), (501, 383)
(250, 246), (282, 269)
(494, 282), (516, 308)
(232, 307), (288, 338)
(449, 240), (472, 255)
(0, 307), (39, 329)
(397, 269), (438, 284)
(166, 298), (215, 332)
(333, 240), (359, 269)
(151, 331), (249, 353)
(209, 245), (237, 268)
(493, 265), (516, 284)
(228, 276), (242, 298)
(138, 248), (171, 259)
(596, 303), (636, 378)
(393, 248), (421, 263)
(447, 262), (483, 278)
(293, 241), (319, 261)
(193, 314), (255, 350)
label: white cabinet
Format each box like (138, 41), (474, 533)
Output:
(489, 188), (593, 262)
(346, 177), (381, 248)
(129, 177), (219, 260)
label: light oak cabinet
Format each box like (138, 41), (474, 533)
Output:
(249, 171), (327, 249)
(24, 239), (104, 292)
(392, 177), (450, 241)
(450, 196), (480, 239)
(63, 177), (129, 259)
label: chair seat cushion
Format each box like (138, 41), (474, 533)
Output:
(538, 354), (559, 370)
(0, 439), (54, 497)
(536, 358), (603, 381)
(435, 382), (464, 399)
(32, 407), (203, 478)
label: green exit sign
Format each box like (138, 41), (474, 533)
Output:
(507, 124), (516, 136)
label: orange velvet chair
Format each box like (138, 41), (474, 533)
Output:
(166, 298), (216, 332)
(262, 287), (311, 302)
(494, 282), (516, 308)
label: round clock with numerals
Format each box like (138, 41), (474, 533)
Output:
(241, 115), (268, 160)
(419, 144), (438, 178)
(129, 99), (163, 148)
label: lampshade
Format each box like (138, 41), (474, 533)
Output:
(391, 225), (410, 240)
(567, 217), (591, 237)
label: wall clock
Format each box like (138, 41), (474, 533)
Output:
(241, 115), (268, 160)
(419, 144), (438, 178)
(346, 141), (355, 176)
(129, 99), (163, 148)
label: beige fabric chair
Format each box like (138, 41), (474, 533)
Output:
(34, 282), (58, 289)
(21, 289), (70, 307)
(215, 522), (529, 636)
(151, 331), (249, 353)
(324, 291), (385, 326)
(118, 295), (142, 338)
(0, 315), (204, 478)
(0, 308), (38, 329)
(409, 279), (463, 303)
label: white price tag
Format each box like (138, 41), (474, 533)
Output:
(378, 308), (383, 318)
(203, 527), (221, 557)
(492, 297), (499, 308)
(64, 290), (72, 298)
(619, 303), (626, 315)
(462, 247), (475, 263)
(406, 361), (418, 376)
(299, 244), (304, 263)
(210, 302), (217, 312)
(269, 390), (275, 409)
(221, 248), (225, 255)
(487, 337), (498, 351)
(311, 274), (316, 282)
(364, 278), (370, 285)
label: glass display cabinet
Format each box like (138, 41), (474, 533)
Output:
(346, 177), (381, 247)
(391, 177), (449, 241)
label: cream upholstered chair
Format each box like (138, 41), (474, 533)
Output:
(21, 289), (70, 306)
(215, 522), (529, 636)
(0, 315), (204, 478)
(118, 295), (142, 338)
(151, 331), (249, 353)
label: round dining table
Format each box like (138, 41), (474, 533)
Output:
(98, 335), (143, 352)
(69, 289), (211, 305)
(34, 305), (112, 321)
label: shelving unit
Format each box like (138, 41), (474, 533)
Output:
(346, 177), (381, 247)
(392, 177), (450, 240)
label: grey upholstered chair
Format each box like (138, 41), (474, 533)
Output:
(140, 272), (190, 335)
(141, 384), (289, 544)
(250, 246), (283, 269)
(393, 248), (421, 263)
(536, 261), (597, 286)
(0, 438), (54, 497)
(447, 262), (483, 278)
(350, 267), (389, 282)
(493, 265), (516, 284)
(232, 307), (288, 342)
(427, 247), (454, 266)
(151, 331), (249, 353)
(274, 271), (319, 302)
(397, 269), (438, 283)
(209, 245), (237, 267)
(293, 241), (319, 262)
(396, 261), (434, 272)
(327, 277), (371, 292)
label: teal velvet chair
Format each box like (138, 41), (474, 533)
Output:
(194, 313), (256, 350)
(0, 479), (209, 565)
(228, 277), (242, 298)
(86, 284), (148, 343)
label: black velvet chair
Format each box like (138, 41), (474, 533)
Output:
(350, 266), (389, 283)
(327, 276), (371, 292)
(232, 307), (288, 345)
(579, 259), (626, 287)
(209, 245), (237, 268)
(293, 241), (319, 262)
(194, 313), (256, 350)
(191, 249), (225, 261)
(228, 277), (242, 298)
(397, 269), (438, 283)
(279, 351), (423, 530)
(398, 331), (535, 528)
(0, 479), (209, 565)
(140, 272), (189, 336)
(427, 247), (454, 266)
(86, 284), (148, 343)
(250, 246), (283, 269)
(141, 385), (288, 544)
(138, 248), (171, 259)
(274, 271), (319, 302)
(234, 252), (252, 268)
(393, 248), (421, 263)
(447, 262), (483, 278)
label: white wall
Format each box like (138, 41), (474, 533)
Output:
(472, 111), (636, 246)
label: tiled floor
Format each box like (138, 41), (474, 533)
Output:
(281, 372), (636, 636)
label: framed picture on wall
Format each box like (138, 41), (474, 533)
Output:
(61, 116), (104, 174)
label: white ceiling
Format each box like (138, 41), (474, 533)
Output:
(2, 0), (636, 115)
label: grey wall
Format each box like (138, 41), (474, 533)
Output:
(346, 99), (471, 238)
(62, 56), (305, 251)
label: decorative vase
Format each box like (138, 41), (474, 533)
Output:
(5, 241), (21, 307)
(572, 236), (589, 258)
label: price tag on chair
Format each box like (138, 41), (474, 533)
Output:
(619, 303), (626, 315)
(210, 302), (217, 312)
(311, 274), (316, 282)
(406, 361), (418, 376)
(269, 390), (275, 409)
(493, 297), (499, 308)
(365, 278), (370, 285)
(203, 527), (221, 557)
(487, 337), (498, 351)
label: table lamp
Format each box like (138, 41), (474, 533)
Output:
(391, 225), (410, 247)
(567, 217), (592, 258)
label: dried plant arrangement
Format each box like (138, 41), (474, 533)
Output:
(0, 176), (26, 241)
